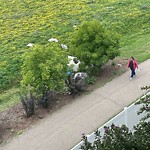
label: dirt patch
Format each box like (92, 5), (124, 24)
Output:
(0, 58), (128, 144)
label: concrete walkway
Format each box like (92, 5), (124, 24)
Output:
(1, 59), (150, 150)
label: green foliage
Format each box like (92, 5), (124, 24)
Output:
(111, 61), (116, 66)
(134, 121), (150, 150)
(20, 92), (35, 117)
(81, 85), (150, 150)
(66, 72), (88, 95)
(85, 76), (96, 85)
(89, 0), (150, 39)
(120, 33), (150, 63)
(81, 124), (136, 150)
(0, 88), (20, 111)
(101, 125), (136, 150)
(21, 43), (68, 93)
(70, 20), (120, 74)
(81, 133), (94, 150)
(0, 55), (21, 91)
(136, 86), (150, 120)
(81, 122), (150, 150)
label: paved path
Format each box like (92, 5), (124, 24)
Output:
(1, 59), (150, 150)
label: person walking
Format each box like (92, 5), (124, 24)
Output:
(127, 57), (138, 80)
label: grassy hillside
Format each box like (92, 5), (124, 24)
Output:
(1, 0), (150, 91)
(120, 33), (150, 62)
(0, 0), (150, 109)
(0, 0), (88, 90)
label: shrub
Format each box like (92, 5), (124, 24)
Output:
(66, 72), (88, 95)
(70, 20), (120, 75)
(21, 43), (68, 94)
(19, 92), (35, 117)
(41, 90), (53, 108)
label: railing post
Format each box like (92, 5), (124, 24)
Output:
(124, 107), (128, 127)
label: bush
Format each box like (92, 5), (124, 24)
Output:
(81, 122), (150, 150)
(19, 92), (35, 117)
(70, 20), (120, 75)
(85, 76), (96, 85)
(21, 43), (68, 94)
(66, 72), (88, 95)
(41, 90), (53, 108)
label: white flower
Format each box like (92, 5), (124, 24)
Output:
(73, 25), (77, 28)
(61, 44), (68, 50)
(48, 38), (58, 43)
(27, 43), (34, 47)
(68, 55), (76, 60)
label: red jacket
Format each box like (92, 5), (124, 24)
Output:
(127, 60), (138, 70)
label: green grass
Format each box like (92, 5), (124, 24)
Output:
(120, 33), (150, 62)
(0, 0), (150, 111)
(0, 88), (20, 111)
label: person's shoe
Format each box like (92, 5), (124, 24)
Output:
(130, 77), (133, 80)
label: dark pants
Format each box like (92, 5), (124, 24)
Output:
(131, 68), (135, 78)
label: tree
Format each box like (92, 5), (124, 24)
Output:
(134, 121), (150, 149)
(101, 124), (136, 150)
(70, 20), (120, 74)
(134, 86), (150, 149)
(136, 86), (150, 120)
(21, 43), (68, 94)
(81, 123), (150, 150)
(81, 86), (150, 150)
(81, 124), (137, 150)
